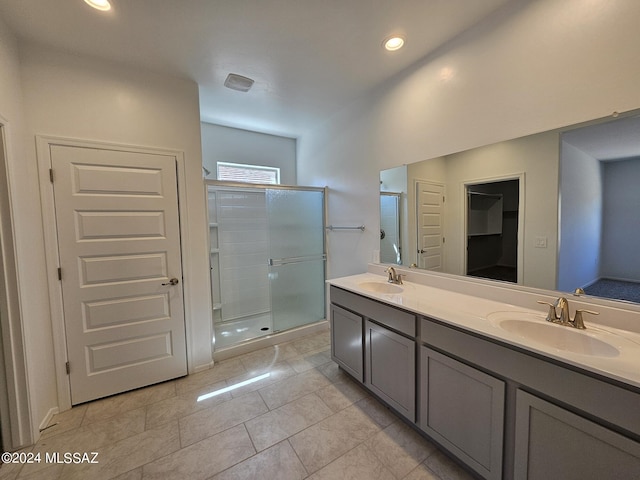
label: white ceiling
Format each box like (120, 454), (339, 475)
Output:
(0, 0), (512, 138)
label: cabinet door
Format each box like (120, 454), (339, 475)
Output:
(330, 304), (363, 381)
(365, 320), (415, 421)
(514, 390), (640, 480)
(419, 347), (504, 480)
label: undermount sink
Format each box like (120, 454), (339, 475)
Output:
(487, 312), (620, 358)
(357, 281), (403, 294)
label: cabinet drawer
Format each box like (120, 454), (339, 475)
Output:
(330, 286), (415, 336)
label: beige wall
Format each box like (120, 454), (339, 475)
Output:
(0, 19), (48, 445)
(441, 131), (560, 289)
(298, 0), (640, 279)
(201, 122), (297, 185)
(16, 43), (212, 433)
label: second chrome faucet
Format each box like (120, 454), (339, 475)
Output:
(385, 267), (404, 285)
(537, 297), (599, 329)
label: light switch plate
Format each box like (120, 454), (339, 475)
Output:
(534, 236), (548, 248)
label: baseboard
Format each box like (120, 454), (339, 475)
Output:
(192, 360), (215, 374)
(38, 406), (59, 433)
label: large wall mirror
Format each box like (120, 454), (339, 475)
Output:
(379, 110), (640, 306)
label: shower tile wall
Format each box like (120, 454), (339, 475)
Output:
(217, 191), (272, 328)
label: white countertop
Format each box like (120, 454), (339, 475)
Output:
(328, 272), (640, 389)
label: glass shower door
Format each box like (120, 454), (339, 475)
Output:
(266, 188), (326, 332)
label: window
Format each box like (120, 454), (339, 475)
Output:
(216, 162), (280, 184)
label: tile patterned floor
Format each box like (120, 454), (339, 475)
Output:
(0, 330), (475, 480)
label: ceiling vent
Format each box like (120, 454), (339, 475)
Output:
(224, 73), (254, 92)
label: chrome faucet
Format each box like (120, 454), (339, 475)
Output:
(537, 297), (599, 329)
(385, 267), (404, 285)
(556, 297), (571, 325)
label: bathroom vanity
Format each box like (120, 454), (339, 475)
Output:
(328, 267), (640, 480)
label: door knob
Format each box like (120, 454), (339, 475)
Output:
(162, 278), (179, 286)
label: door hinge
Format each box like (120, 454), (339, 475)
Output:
(443, 237), (446, 244)
(49, 169), (54, 183)
(57, 267), (62, 281)
(443, 195), (445, 203)
(65, 362), (70, 375)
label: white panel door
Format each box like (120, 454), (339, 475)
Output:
(51, 145), (187, 405)
(416, 181), (444, 271)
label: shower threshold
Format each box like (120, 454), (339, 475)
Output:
(213, 320), (328, 362)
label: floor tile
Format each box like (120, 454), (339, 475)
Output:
(365, 421), (437, 478)
(15, 464), (64, 480)
(258, 368), (332, 410)
(288, 403), (383, 473)
(421, 450), (476, 480)
(316, 361), (354, 384)
(226, 361), (297, 399)
(239, 343), (301, 372)
(39, 405), (87, 439)
(0, 464), (19, 480)
(145, 380), (232, 429)
(112, 468), (143, 480)
(402, 462), (440, 480)
(179, 391), (268, 447)
(82, 382), (176, 425)
(289, 331), (331, 356)
(307, 443), (396, 480)
(211, 440), (307, 480)
(286, 349), (332, 374)
(142, 424), (254, 480)
(352, 396), (398, 429)
(174, 358), (246, 396)
(315, 378), (369, 412)
(58, 420), (180, 480)
(15, 331), (477, 480)
(20, 407), (146, 477)
(245, 393), (333, 452)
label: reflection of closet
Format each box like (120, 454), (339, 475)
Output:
(467, 192), (503, 236)
(466, 180), (519, 283)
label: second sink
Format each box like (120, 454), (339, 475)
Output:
(357, 281), (403, 294)
(487, 312), (620, 357)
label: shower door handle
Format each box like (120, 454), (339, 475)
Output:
(162, 278), (179, 286)
(268, 254), (327, 267)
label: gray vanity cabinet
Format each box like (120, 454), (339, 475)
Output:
(514, 389), (640, 480)
(330, 304), (364, 381)
(365, 319), (415, 421)
(419, 346), (505, 480)
(329, 283), (640, 480)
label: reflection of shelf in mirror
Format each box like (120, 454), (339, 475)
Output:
(209, 223), (219, 227)
(468, 232), (502, 237)
(213, 303), (222, 311)
(210, 248), (220, 254)
(468, 191), (503, 235)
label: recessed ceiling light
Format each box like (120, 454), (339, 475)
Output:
(84, 0), (112, 12)
(383, 35), (405, 52)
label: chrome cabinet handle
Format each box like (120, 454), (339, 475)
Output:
(162, 278), (179, 286)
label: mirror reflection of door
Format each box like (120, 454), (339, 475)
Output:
(416, 181), (444, 271)
(380, 192), (402, 264)
(466, 179), (519, 283)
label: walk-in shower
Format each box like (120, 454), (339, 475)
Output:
(206, 182), (327, 351)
